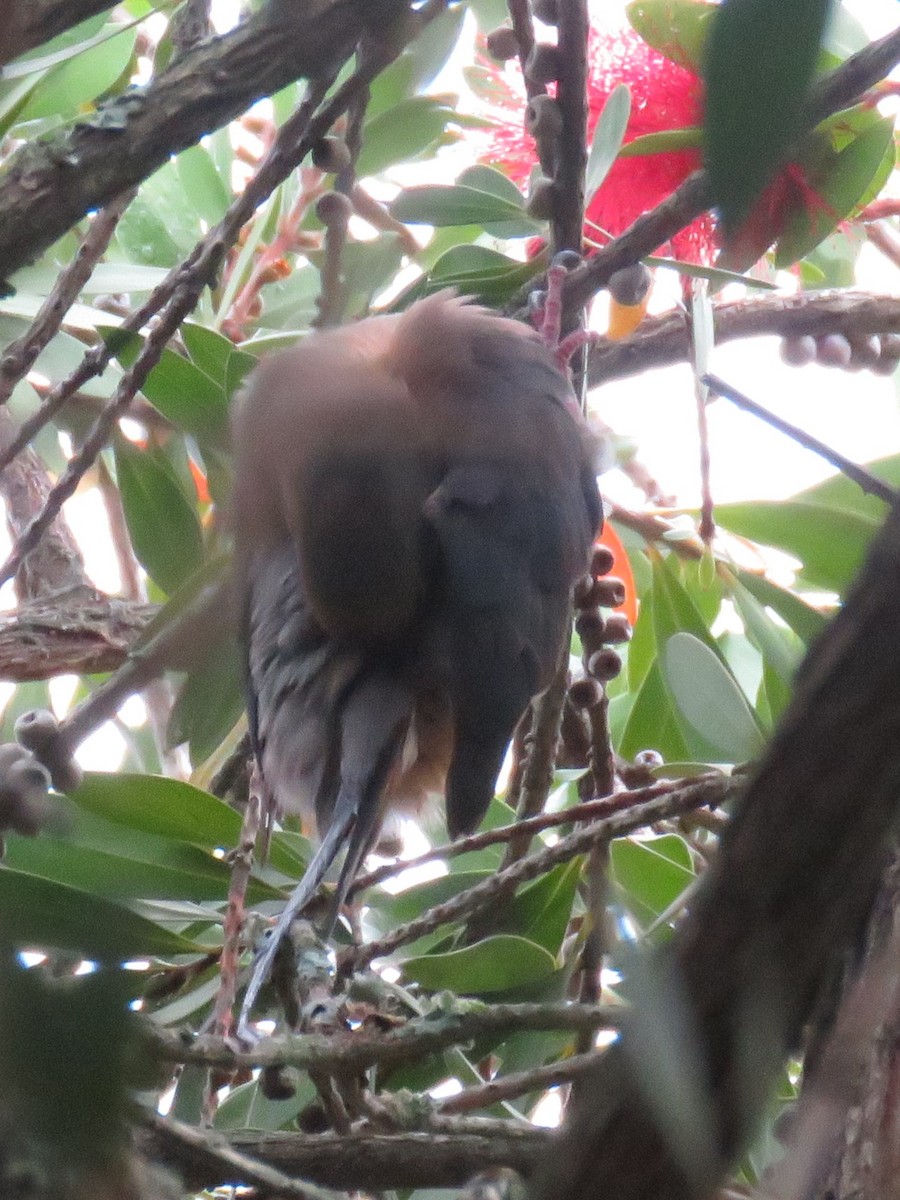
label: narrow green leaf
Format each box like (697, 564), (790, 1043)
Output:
(587, 84), (632, 202)
(403, 5), (467, 91)
(176, 144), (230, 226)
(103, 328), (230, 442)
(775, 116), (895, 267)
(358, 97), (460, 177)
(0, 868), (202, 959)
(704, 0), (832, 234)
(114, 435), (204, 596)
(626, 0), (718, 72)
(735, 570), (827, 644)
(402, 935), (556, 994)
(731, 581), (800, 688)
(619, 660), (691, 763)
(497, 860), (583, 955)
(645, 254), (778, 290)
(662, 632), (765, 762)
(457, 165), (528, 207)
(167, 640), (244, 766)
(390, 185), (541, 232)
(619, 127), (704, 158)
(715, 501), (879, 592)
(72, 772), (241, 846)
(612, 834), (694, 926)
(180, 322), (236, 387)
(792, 452), (900, 519)
(215, 1073), (319, 1132)
(16, 26), (136, 120)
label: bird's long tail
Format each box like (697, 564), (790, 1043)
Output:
(238, 673), (412, 1040)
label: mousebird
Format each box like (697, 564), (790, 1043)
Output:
(232, 291), (602, 1030)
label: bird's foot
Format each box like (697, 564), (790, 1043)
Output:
(530, 250), (600, 371)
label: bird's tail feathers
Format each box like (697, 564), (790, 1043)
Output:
(238, 790), (358, 1039)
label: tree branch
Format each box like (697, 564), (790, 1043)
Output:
(0, 595), (155, 681)
(587, 291), (900, 386)
(150, 999), (621, 1074)
(342, 774), (734, 973)
(145, 1120), (553, 1192)
(0, 0), (416, 279)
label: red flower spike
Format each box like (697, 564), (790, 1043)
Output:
(486, 25), (716, 263)
(483, 18), (832, 271)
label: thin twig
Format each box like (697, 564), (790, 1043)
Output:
(59, 578), (224, 748)
(150, 999), (623, 1073)
(141, 1109), (341, 1200)
(436, 1048), (607, 1115)
(865, 221), (900, 273)
(0, 409), (90, 600)
(0, 189), (135, 408)
(352, 772), (729, 897)
(502, 647), (571, 869)
(145, 1118), (552, 1191)
(342, 774), (735, 972)
(703, 373), (899, 505)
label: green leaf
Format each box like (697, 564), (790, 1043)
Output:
(645, 253), (777, 290)
(402, 935), (557, 994)
(358, 97), (461, 177)
(116, 160), (204, 266)
(404, 5), (468, 90)
(730, 580), (800, 688)
(390, 185), (541, 234)
(457, 164), (527, 207)
(426, 243), (543, 304)
(619, 127), (704, 158)
(366, 871), (492, 936)
(176, 144), (230, 226)
(586, 84), (632, 202)
(16, 26), (136, 121)
(662, 632), (765, 762)
(792, 452), (900, 520)
(619, 660), (691, 763)
(215, 1073), (319, 1132)
(104, 329), (230, 442)
(114, 435), (204, 596)
(497, 860), (582, 954)
(651, 554), (722, 662)
(735, 570), (827, 644)
(0, 868), (202, 959)
(612, 834), (694, 926)
(775, 116), (895, 267)
(180, 322), (237, 388)
(704, 0), (832, 234)
(626, 0), (718, 71)
(4, 827), (239, 904)
(167, 639), (244, 766)
(72, 772), (241, 848)
(715, 501), (879, 592)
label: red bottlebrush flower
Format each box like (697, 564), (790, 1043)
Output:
(483, 18), (837, 269)
(485, 25), (717, 263)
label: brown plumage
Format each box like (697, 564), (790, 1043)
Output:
(232, 292), (601, 1025)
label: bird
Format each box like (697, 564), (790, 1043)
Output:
(231, 290), (602, 1030)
